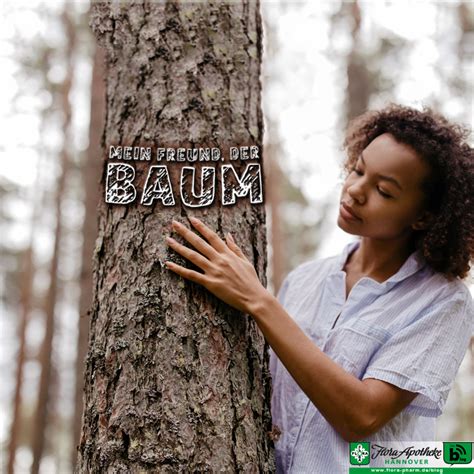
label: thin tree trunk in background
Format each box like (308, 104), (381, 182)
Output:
(265, 143), (285, 295)
(261, 17), (288, 295)
(457, 1), (474, 439)
(345, 0), (370, 125)
(78, 2), (272, 472)
(7, 246), (34, 474)
(7, 18), (53, 474)
(71, 41), (105, 470)
(31, 10), (76, 474)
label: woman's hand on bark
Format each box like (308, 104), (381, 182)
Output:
(164, 217), (268, 314)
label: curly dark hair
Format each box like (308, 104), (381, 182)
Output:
(341, 102), (474, 280)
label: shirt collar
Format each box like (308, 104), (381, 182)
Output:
(335, 239), (427, 287)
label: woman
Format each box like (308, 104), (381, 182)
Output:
(164, 103), (474, 473)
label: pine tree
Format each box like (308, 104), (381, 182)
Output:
(77, 3), (273, 472)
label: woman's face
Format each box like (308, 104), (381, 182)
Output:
(337, 133), (432, 241)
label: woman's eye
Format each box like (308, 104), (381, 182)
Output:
(352, 167), (363, 176)
(377, 188), (392, 198)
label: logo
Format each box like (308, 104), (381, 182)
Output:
(350, 442), (370, 465)
(443, 442), (472, 464)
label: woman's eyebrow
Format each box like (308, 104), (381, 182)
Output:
(359, 152), (403, 191)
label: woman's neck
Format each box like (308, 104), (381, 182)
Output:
(346, 236), (416, 280)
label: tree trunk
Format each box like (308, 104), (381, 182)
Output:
(345, 0), (370, 125)
(7, 247), (33, 474)
(5, 157), (44, 473)
(78, 2), (273, 473)
(31, 9), (76, 473)
(71, 41), (105, 469)
(265, 142), (285, 295)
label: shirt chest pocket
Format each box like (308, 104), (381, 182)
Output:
(323, 318), (392, 379)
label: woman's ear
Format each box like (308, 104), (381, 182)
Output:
(412, 211), (434, 231)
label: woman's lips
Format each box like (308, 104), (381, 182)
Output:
(340, 202), (362, 221)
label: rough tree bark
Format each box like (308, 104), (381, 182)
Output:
(78, 2), (273, 472)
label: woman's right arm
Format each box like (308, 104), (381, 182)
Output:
(249, 292), (417, 442)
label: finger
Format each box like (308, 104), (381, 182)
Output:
(188, 217), (228, 253)
(166, 237), (210, 271)
(165, 261), (207, 285)
(226, 233), (251, 262)
(172, 220), (219, 260)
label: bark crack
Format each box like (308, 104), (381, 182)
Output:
(122, 430), (130, 459)
(228, 361), (239, 471)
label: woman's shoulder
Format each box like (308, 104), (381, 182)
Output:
(422, 267), (473, 304)
(277, 255), (337, 306)
(417, 268), (474, 325)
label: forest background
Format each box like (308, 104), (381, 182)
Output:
(0, 1), (473, 473)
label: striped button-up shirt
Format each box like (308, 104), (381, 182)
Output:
(269, 239), (473, 473)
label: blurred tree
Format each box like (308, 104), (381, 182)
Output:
(264, 139), (285, 293)
(0, 178), (25, 474)
(457, 1), (474, 441)
(31, 9), (77, 474)
(3, 5), (71, 471)
(262, 8), (327, 294)
(328, 0), (410, 129)
(7, 217), (37, 473)
(261, 16), (287, 295)
(345, 0), (371, 123)
(78, 2), (273, 472)
(0, 178), (23, 318)
(70, 33), (105, 472)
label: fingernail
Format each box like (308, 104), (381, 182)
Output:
(190, 216), (199, 224)
(227, 233), (234, 242)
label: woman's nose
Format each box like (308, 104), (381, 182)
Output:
(347, 182), (366, 205)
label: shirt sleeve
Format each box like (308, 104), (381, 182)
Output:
(276, 274), (291, 307)
(269, 273), (292, 376)
(362, 288), (474, 417)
